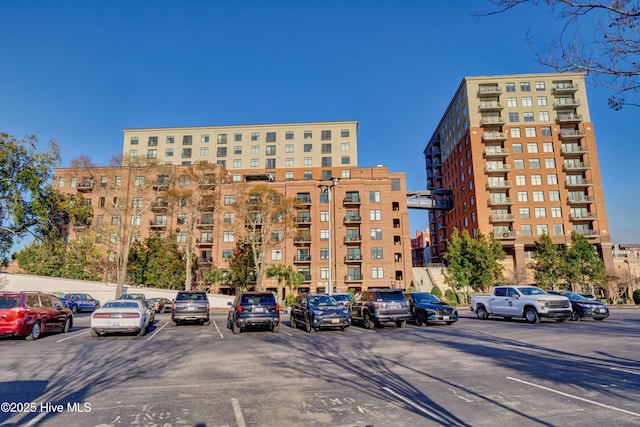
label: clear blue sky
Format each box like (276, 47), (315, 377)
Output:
(1, 1), (638, 244)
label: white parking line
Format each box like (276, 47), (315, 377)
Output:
(506, 376), (640, 417)
(213, 320), (224, 338)
(231, 398), (246, 427)
(56, 330), (90, 342)
(382, 386), (452, 425)
(280, 329), (293, 337)
(146, 321), (169, 341)
(610, 367), (640, 376)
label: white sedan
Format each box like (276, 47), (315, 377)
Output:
(90, 300), (152, 337)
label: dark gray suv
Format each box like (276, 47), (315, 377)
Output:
(227, 291), (280, 334)
(171, 291), (210, 326)
(349, 289), (411, 329)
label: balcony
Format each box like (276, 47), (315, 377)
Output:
(151, 201), (169, 212)
(149, 220), (167, 229)
(570, 213), (598, 221)
(196, 220), (214, 230)
(344, 274), (364, 283)
(556, 113), (582, 123)
(574, 229), (600, 238)
(561, 145), (588, 156)
(478, 86), (502, 97)
(488, 197), (514, 206)
(344, 235), (362, 244)
(552, 83), (578, 94)
(343, 196), (361, 205)
(294, 235), (312, 245)
(478, 101), (503, 112)
(295, 216), (312, 226)
(344, 215), (362, 224)
(198, 257), (213, 266)
(563, 162), (590, 172)
(485, 164), (511, 174)
(554, 98), (581, 109)
(486, 180), (512, 190)
(152, 179), (171, 190)
(296, 198), (312, 208)
(490, 214), (516, 223)
(344, 255), (362, 263)
(559, 129), (585, 139)
(482, 131), (507, 142)
(293, 255), (311, 264)
(484, 148), (509, 158)
(567, 195), (595, 205)
(198, 180), (216, 190)
(196, 238), (214, 247)
(496, 231), (518, 240)
(77, 182), (94, 192)
(565, 179), (593, 188)
(198, 202), (215, 212)
(479, 116), (506, 127)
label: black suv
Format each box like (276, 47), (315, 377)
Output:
(171, 291), (210, 326)
(227, 291), (280, 334)
(349, 289), (411, 329)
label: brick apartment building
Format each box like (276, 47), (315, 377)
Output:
(424, 72), (614, 278)
(55, 121), (413, 295)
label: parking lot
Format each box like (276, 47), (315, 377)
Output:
(1, 308), (639, 427)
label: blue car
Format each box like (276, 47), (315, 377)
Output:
(290, 294), (350, 332)
(62, 293), (101, 313)
(547, 291), (609, 321)
(405, 292), (458, 326)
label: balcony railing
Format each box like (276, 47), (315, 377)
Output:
(567, 195), (595, 204)
(486, 180), (512, 189)
(484, 148), (509, 157)
(482, 131), (507, 141)
(77, 182), (94, 192)
(149, 220), (167, 228)
(478, 101), (503, 111)
(196, 238), (214, 247)
(485, 164), (511, 174)
(344, 274), (363, 282)
(345, 255), (362, 263)
(344, 215), (362, 224)
(559, 129), (586, 139)
(344, 235), (362, 244)
(293, 255), (311, 263)
(495, 231), (518, 239)
(561, 145), (588, 155)
(343, 196), (361, 205)
(478, 86), (502, 96)
(479, 116), (506, 126)
(563, 162), (590, 171)
(488, 197), (514, 206)
(554, 98), (581, 108)
(574, 229), (600, 237)
(151, 201), (169, 211)
(490, 214), (516, 223)
(556, 113), (582, 123)
(570, 213), (598, 221)
(565, 179), (593, 187)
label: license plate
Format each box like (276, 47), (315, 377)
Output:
(596, 309), (605, 313)
(109, 322), (121, 327)
(254, 307), (265, 313)
(443, 315), (450, 320)
(390, 304), (399, 309)
(331, 319), (339, 324)
(188, 306), (196, 311)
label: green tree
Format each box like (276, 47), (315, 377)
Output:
(128, 234), (186, 289)
(204, 268), (230, 294)
(532, 234), (567, 290)
(228, 241), (256, 291)
(266, 264), (300, 306)
(475, 0), (640, 109)
(0, 132), (60, 263)
(564, 232), (607, 293)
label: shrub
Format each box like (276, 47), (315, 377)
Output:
(444, 289), (458, 306)
(633, 289), (640, 305)
(430, 285), (443, 297)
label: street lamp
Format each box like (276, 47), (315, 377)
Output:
(318, 177), (339, 296)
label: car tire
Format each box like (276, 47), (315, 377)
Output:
(341, 326), (348, 332)
(446, 321), (455, 325)
(90, 329), (99, 338)
(396, 319), (406, 328)
(290, 316), (297, 328)
(594, 317), (605, 321)
(170, 319), (178, 327)
(363, 312), (374, 329)
(137, 327), (145, 337)
(305, 316), (314, 333)
(272, 324), (280, 333)
(570, 310), (581, 321)
(232, 321), (241, 335)
(203, 320), (211, 326)
(71, 304), (78, 314)
(476, 306), (489, 320)
(524, 307), (540, 324)
(415, 312), (426, 327)
(62, 317), (72, 333)
(26, 321), (42, 341)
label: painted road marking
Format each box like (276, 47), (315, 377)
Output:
(610, 367), (640, 376)
(213, 320), (224, 338)
(146, 321), (169, 341)
(231, 398), (246, 427)
(56, 330), (90, 342)
(382, 386), (453, 425)
(507, 376), (640, 418)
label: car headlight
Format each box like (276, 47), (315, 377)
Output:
(538, 300), (549, 308)
(312, 310), (323, 316)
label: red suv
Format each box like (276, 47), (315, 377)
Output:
(0, 292), (73, 340)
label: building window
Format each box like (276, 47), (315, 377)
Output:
(271, 249), (282, 261)
(321, 143), (332, 154)
(551, 207), (562, 218)
(370, 229), (382, 240)
(223, 231), (235, 243)
(182, 135), (192, 145)
(320, 248), (329, 260)
(549, 190), (560, 201)
(532, 191), (545, 202)
(224, 195), (235, 205)
(525, 127), (537, 137)
(514, 159), (525, 169)
(372, 267), (384, 279)
(303, 157), (312, 166)
(233, 159), (242, 168)
(321, 130), (332, 140)
(527, 143), (538, 153)
(265, 159), (276, 169)
(341, 142), (350, 152)
(516, 175), (526, 186)
(234, 133), (243, 142)
(266, 132), (276, 142)
(250, 159), (259, 167)
(284, 158), (294, 167)
(535, 81), (546, 91)
(341, 129), (350, 137)
(517, 191), (528, 202)
(129, 149), (138, 158)
(148, 136), (158, 146)
(304, 131), (312, 139)
(512, 143), (522, 153)
(520, 82), (531, 91)
(251, 132), (259, 141)
(521, 224), (532, 236)
(529, 158), (541, 169)
(321, 157), (332, 167)
(539, 111), (550, 121)
(543, 142), (554, 152)
(166, 148), (174, 157)
(182, 148), (192, 158)
(199, 147), (208, 156)
(179, 176), (190, 186)
(370, 210), (381, 221)
(545, 158), (556, 169)
(285, 144), (294, 153)
(285, 131), (294, 140)
(523, 112), (534, 122)
(215, 134), (226, 144)
(304, 171), (312, 180)
(251, 145), (259, 154)
(553, 224), (564, 235)
(507, 97), (517, 108)
(134, 176), (145, 187)
(522, 97), (533, 107)
(371, 247), (383, 259)
(285, 171), (293, 180)
(520, 208), (530, 219)
(320, 229), (329, 240)
(509, 112), (519, 122)
(130, 137), (139, 145)
(537, 224), (549, 235)
(369, 191), (381, 202)
(304, 144), (312, 152)
(341, 156), (351, 165)
(506, 83), (516, 92)
(547, 174), (558, 185)
(531, 174), (542, 185)
(535, 207), (547, 218)
(265, 145), (276, 156)
(510, 128), (521, 138)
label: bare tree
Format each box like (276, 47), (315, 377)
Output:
(228, 184), (299, 291)
(475, 0), (640, 109)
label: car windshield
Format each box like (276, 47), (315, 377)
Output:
(0, 296), (20, 309)
(177, 293), (206, 301)
(308, 296), (338, 307)
(411, 293), (441, 303)
(332, 294), (352, 302)
(121, 294), (144, 299)
(564, 292), (587, 300)
(519, 287), (547, 296)
(104, 301), (140, 309)
(378, 291), (405, 301)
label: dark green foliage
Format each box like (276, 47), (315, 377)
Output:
(128, 235), (186, 289)
(228, 241), (256, 290)
(444, 289), (458, 306)
(16, 238), (102, 281)
(633, 290), (640, 305)
(430, 285), (443, 297)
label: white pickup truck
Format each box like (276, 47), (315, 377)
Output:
(470, 286), (571, 323)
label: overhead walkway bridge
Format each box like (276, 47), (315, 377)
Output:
(406, 190), (453, 211)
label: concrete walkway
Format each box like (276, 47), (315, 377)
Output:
(0, 273), (233, 308)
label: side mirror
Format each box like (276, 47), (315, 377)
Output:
(227, 301), (232, 306)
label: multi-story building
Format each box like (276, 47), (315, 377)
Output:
(56, 121), (413, 295)
(121, 121), (359, 182)
(423, 72), (614, 278)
